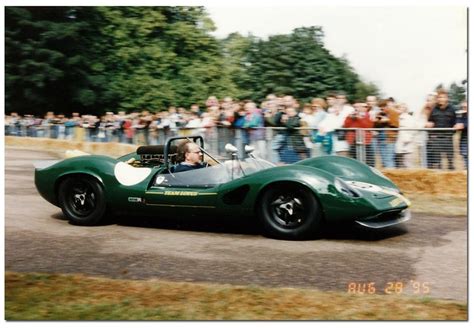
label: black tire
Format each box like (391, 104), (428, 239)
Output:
(258, 184), (322, 240)
(58, 176), (106, 226)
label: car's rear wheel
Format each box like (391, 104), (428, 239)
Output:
(258, 184), (322, 240)
(58, 176), (106, 226)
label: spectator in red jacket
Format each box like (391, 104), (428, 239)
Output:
(343, 101), (375, 166)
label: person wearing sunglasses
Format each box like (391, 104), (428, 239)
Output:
(173, 141), (206, 173)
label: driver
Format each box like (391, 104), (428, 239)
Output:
(173, 141), (206, 173)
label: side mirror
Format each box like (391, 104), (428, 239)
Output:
(225, 143), (238, 154)
(244, 145), (255, 155)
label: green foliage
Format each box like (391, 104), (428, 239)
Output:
(85, 6), (233, 111)
(448, 82), (466, 106)
(354, 81), (381, 102)
(5, 7), (98, 115)
(5, 7), (379, 115)
(235, 26), (367, 104)
(220, 32), (256, 99)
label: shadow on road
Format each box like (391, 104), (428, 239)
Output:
(116, 214), (261, 236)
(51, 212), (68, 221)
(321, 223), (409, 242)
(51, 211), (408, 241)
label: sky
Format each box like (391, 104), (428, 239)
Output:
(206, 5), (467, 113)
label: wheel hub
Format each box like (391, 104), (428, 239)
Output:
(272, 196), (304, 226)
(74, 193), (86, 206)
(278, 198), (302, 216)
(71, 188), (95, 214)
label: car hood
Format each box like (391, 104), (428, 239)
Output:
(296, 156), (399, 190)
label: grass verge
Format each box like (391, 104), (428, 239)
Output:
(5, 272), (467, 320)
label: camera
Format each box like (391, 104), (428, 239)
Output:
(376, 112), (387, 120)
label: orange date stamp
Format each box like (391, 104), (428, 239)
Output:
(347, 281), (431, 295)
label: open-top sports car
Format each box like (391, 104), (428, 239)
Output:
(34, 135), (411, 239)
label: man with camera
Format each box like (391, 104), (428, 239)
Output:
(343, 101), (374, 166)
(371, 99), (400, 168)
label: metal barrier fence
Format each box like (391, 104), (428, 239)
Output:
(5, 124), (467, 170)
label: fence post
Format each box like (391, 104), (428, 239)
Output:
(235, 128), (244, 158)
(210, 127), (218, 155)
(356, 129), (365, 163)
(420, 136), (428, 169)
(265, 127), (273, 162)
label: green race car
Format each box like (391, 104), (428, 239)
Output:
(34, 135), (411, 240)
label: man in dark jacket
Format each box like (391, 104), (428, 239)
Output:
(426, 89), (457, 170)
(280, 107), (306, 163)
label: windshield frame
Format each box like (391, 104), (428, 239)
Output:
(154, 156), (275, 188)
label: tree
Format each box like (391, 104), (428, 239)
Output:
(353, 81), (381, 102)
(5, 6), (236, 115)
(5, 7), (100, 115)
(87, 6), (234, 111)
(239, 26), (367, 104)
(448, 82), (466, 106)
(219, 32), (255, 99)
(6, 8), (382, 115)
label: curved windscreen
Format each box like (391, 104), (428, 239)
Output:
(238, 158), (276, 175)
(154, 158), (275, 187)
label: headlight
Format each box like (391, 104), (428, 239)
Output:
(347, 180), (401, 196)
(368, 167), (401, 194)
(335, 178), (360, 198)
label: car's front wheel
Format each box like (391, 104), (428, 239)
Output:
(258, 184), (322, 240)
(58, 176), (106, 226)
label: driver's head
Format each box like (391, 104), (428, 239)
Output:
(179, 141), (202, 165)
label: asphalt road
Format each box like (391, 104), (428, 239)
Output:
(4, 147), (468, 301)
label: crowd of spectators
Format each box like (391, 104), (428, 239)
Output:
(4, 90), (468, 169)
